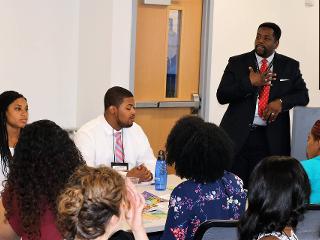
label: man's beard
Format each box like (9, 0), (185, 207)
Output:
(255, 45), (267, 58)
(117, 118), (133, 129)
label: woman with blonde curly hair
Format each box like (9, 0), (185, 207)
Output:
(57, 165), (148, 240)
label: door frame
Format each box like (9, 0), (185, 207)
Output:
(129, 0), (214, 121)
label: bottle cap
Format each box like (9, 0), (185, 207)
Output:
(158, 150), (165, 160)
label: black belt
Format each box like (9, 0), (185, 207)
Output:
(248, 123), (266, 131)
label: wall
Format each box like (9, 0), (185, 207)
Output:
(76, 0), (133, 127)
(77, 0), (113, 127)
(0, 0), (318, 129)
(0, 0), (79, 128)
(76, 0), (319, 127)
(209, 0), (319, 124)
(0, 0), (133, 128)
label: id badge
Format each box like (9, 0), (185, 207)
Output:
(111, 162), (129, 171)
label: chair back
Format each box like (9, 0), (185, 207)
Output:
(291, 106), (320, 160)
(296, 204), (320, 240)
(194, 219), (238, 240)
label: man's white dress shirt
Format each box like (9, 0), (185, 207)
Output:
(74, 115), (156, 175)
(253, 52), (275, 126)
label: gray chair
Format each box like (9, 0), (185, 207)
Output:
(194, 219), (238, 240)
(291, 106), (320, 161)
(296, 204), (320, 240)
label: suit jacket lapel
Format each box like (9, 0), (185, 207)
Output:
(247, 50), (259, 72)
(247, 50), (259, 112)
(247, 50), (259, 93)
(272, 52), (281, 79)
(269, 52), (282, 100)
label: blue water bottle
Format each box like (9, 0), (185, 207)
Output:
(155, 150), (167, 191)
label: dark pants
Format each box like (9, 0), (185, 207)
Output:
(231, 126), (270, 188)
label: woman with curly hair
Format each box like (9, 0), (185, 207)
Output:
(0, 119), (85, 240)
(57, 165), (148, 240)
(0, 90), (28, 191)
(238, 156), (311, 240)
(160, 116), (247, 240)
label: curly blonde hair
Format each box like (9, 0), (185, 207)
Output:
(57, 165), (127, 240)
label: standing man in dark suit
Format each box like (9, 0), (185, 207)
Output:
(217, 22), (309, 187)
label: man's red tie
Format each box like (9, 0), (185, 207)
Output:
(258, 58), (269, 118)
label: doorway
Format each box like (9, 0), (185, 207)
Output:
(131, 0), (212, 172)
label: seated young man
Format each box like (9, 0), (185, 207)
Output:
(74, 86), (155, 182)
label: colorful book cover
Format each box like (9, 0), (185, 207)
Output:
(142, 191), (167, 212)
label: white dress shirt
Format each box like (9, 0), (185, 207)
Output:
(74, 115), (156, 175)
(253, 52), (275, 126)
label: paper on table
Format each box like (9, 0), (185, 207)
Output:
(143, 208), (167, 221)
(158, 193), (171, 201)
(142, 191), (167, 212)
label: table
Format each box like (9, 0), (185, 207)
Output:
(123, 174), (184, 233)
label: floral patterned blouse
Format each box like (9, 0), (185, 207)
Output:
(160, 171), (247, 240)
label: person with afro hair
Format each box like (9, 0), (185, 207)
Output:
(160, 116), (247, 240)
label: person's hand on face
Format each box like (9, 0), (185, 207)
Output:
(124, 179), (145, 232)
(126, 164), (153, 182)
